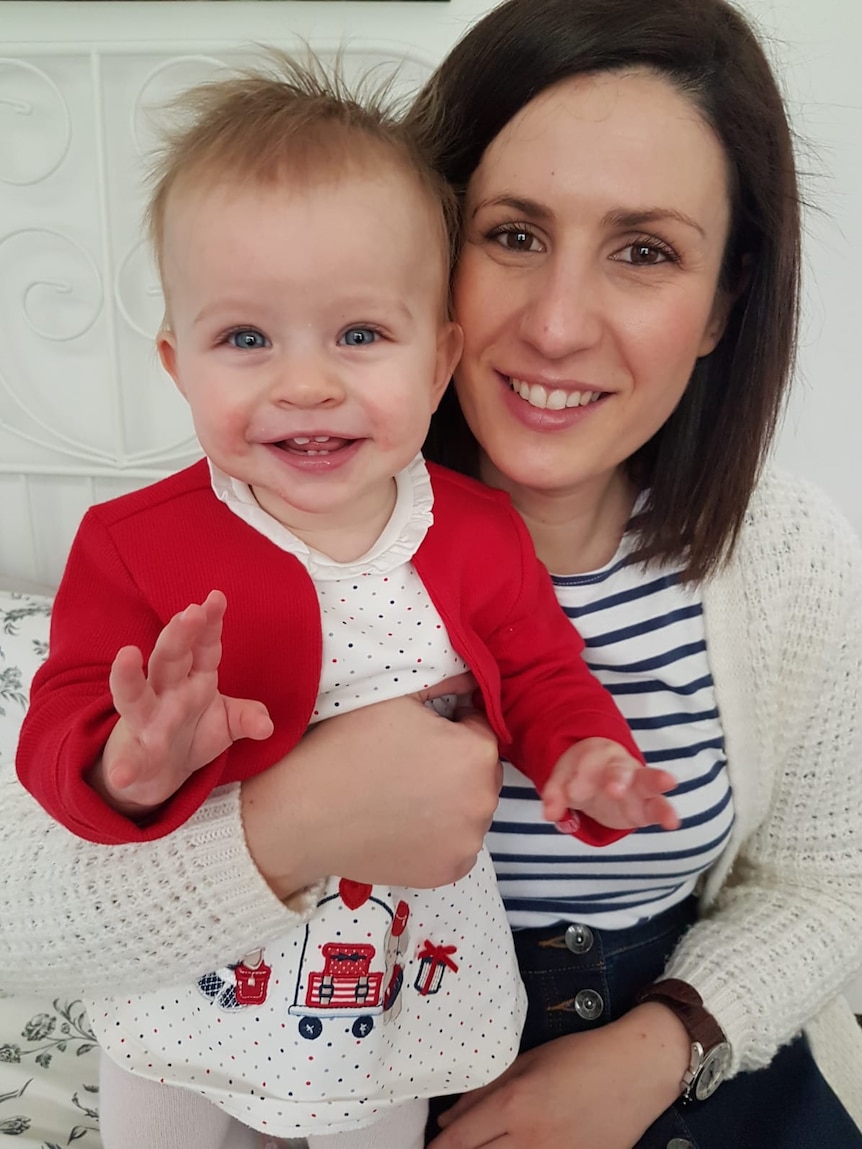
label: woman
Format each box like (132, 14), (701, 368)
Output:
(2, 0), (861, 1146)
(407, 1), (862, 1145)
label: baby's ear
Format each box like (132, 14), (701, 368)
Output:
(156, 326), (182, 393)
(432, 321), (464, 405)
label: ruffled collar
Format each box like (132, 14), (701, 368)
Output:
(208, 454), (434, 580)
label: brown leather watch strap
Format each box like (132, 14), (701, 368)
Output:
(635, 978), (726, 1051)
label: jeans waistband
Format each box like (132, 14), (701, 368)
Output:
(512, 896), (699, 972)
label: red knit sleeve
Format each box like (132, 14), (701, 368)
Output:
(15, 511), (230, 845)
(483, 506), (646, 847)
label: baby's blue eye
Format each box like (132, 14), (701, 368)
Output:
(340, 327), (377, 347)
(227, 328), (269, 350)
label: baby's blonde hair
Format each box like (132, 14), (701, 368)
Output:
(146, 51), (458, 287)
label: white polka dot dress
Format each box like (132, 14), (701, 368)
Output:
(89, 457), (526, 1139)
(312, 565), (468, 720)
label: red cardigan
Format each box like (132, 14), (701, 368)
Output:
(17, 460), (643, 846)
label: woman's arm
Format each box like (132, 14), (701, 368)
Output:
(430, 475), (862, 1149)
(1, 693), (501, 998)
(663, 473), (862, 1072)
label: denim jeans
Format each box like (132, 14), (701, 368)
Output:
(429, 898), (862, 1148)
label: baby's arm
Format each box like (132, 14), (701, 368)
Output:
(89, 589), (273, 817)
(462, 487), (672, 845)
(541, 738), (680, 833)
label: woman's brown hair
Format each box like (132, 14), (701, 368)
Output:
(410, 0), (801, 580)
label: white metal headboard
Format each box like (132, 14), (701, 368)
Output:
(0, 42), (434, 588)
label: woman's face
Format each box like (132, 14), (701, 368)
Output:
(452, 68), (733, 501)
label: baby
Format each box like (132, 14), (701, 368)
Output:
(17, 56), (678, 1149)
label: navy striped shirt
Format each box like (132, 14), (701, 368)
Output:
(489, 535), (734, 930)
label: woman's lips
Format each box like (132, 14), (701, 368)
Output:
(495, 372), (607, 430)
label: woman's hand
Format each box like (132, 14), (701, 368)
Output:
(429, 1004), (690, 1149)
(241, 679), (502, 899)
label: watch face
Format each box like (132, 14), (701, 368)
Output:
(695, 1043), (731, 1101)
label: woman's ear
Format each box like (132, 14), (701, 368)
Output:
(699, 257), (752, 357)
(432, 321), (464, 409)
(698, 290), (733, 357)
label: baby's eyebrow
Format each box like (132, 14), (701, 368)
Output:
(602, 207), (706, 237)
(192, 301), (259, 327)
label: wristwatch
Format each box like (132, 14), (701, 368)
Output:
(635, 978), (731, 1102)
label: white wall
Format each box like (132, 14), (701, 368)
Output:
(744, 0), (862, 537)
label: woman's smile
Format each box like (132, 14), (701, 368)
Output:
(506, 376), (605, 410)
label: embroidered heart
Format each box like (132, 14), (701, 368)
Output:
(339, 878), (373, 910)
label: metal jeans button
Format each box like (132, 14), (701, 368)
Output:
(573, 988), (604, 1020)
(564, 923), (594, 954)
(667, 1140), (695, 1149)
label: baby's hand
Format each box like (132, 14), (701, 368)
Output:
(88, 589), (273, 817)
(542, 738), (680, 833)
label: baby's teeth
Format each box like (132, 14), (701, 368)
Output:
(292, 436), (311, 445)
(313, 436), (330, 443)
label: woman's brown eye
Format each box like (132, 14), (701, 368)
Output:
(504, 230), (532, 250)
(630, 243), (662, 265)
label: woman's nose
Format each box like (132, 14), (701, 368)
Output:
(517, 257), (603, 360)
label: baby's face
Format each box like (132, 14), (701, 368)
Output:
(157, 164), (461, 545)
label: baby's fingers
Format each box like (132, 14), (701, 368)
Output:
(540, 776), (572, 824)
(629, 767), (678, 799)
(109, 645), (151, 719)
(102, 751), (147, 796)
(599, 761), (638, 799)
(615, 768), (679, 829)
(190, 590), (228, 674)
(642, 793), (681, 831)
(614, 784), (680, 831)
(223, 696), (274, 744)
(147, 591), (225, 691)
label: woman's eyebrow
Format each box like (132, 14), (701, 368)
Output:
(470, 194), (554, 223)
(603, 207), (706, 237)
(470, 198), (706, 238)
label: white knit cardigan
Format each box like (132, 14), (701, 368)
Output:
(2, 468), (861, 1119)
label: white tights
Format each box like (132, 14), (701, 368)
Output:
(99, 1053), (427, 1149)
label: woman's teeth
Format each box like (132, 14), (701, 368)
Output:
(509, 378), (601, 410)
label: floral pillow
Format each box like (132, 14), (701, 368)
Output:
(0, 591), (51, 770)
(0, 998), (99, 1147)
(0, 589), (102, 1148)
